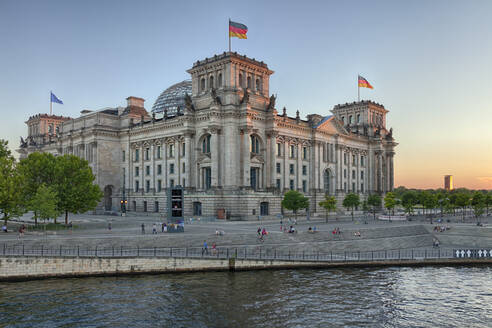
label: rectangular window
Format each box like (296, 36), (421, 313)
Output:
(302, 165), (307, 175)
(276, 163), (281, 174)
(277, 143), (282, 156)
(344, 153), (347, 165)
(133, 201), (136, 211)
(157, 164), (162, 175)
(289, 179), (295, 190)
(344, 182), (347, 192)
(182, 162), (185, 173)
(145, 148), (150, 161)
(361, 155), (365, 166)
(157, 180), (162, 192)
(135, 167), (139, 177)
(122, 150), (126, 162)
(146, 180), (150, 192)
(157, 146), (161, 159)
(155, 201), (159, 213)
(352, 182), (356, 192)
(290, 145), (295, 158)
(323, 144), (327, 162)
(303, 147), (308, 160)
(289, 164), (294, 175)
(361, 183), (364, 193)
(361, 171), (364, 179)
(170, 179), (175, 188)
(143, 201), (147, 212)
(352, 155), (356, 165)
(183, 178), (186, 187)
(344, 169), (346, 178)
(135, 149), (139, 161)
(352, 170), (355, 179)
(170, 163), (175, 174)
(169, 144), (174, 157)
(146, 165), (150, 176)
(182, 143), (186, 156)
(276, 179), (281, 189)
(135, 180), (139, 192)
(302, 180), (307, 193)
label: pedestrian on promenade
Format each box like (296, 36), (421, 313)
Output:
(202, 240), (208, 255)
(108, 222), (112, 232)
(152, 223), (157, 234)
(161, 222), (164, 233)
(212, 242), (217, 255)
(141, 223), (145, 234)
(257, 227), (261, 237)
(2, 225), (7, 233)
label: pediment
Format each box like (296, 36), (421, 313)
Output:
(250, 153), (265, 163)
(315, 116), (347, 134)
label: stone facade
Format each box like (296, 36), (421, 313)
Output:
(18, 52), (397, 219)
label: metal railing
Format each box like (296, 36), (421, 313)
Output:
(1, 244), (491, 262)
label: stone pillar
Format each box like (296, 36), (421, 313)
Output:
(184, 134), (192, 188)
(283, 140), (289, 190)
(297, 142), (302, 191)
(267, 131), (278, 189)
(356, 151), (360, 193)
(211, 128), (220, 187)
(240, 128), (251, 188)
(389, 153), (394, 191)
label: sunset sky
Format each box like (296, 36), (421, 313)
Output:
(1, 0), (491, 189)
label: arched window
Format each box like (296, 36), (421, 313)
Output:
(209, 76), (214, 89)
(200, 78), (205, 92)
(349, 115), (353, 125)
(324, 169), (331, 194)
(247, 76), (251, 89)
(250, 135), (260, 154)
(202, 134), (211, 153)
(357, 114), (360, 123)
(256, 78), (261, 92)
(238, 73), (243, 88)
(218, 73), (222, 87)
(341, 116), (345, 124)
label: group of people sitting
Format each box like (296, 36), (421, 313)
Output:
(307, 226), (317, 233)
(257, 227), (268, 239)
(433, 225), (450, 233)
(332, 227), (341, 235)
(353, 231), (361, 237)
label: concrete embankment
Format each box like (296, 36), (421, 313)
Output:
(1, 256), (491, 282)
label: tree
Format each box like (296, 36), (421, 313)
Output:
(485, 193), (492, 216)
(423, 192), (438, 217)
(455, 192), (470, 221)
(319, 195), (337, 222)
(54, 155), (103, 224)
(0, 140), (25, 225)
(384, 192), (397, 215)
(281, 190), (309, 221)
(367, 194), (382, 220)
(29, 184), (60, 223)
(342, 193), (360, 220)
(401, 191), (418, 215)
(471, 192), (485, 220)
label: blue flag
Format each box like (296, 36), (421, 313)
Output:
(50, 92), (63, 104)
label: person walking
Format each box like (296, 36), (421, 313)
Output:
(108, 222), (112, 232)
(152, 223), (157, 234)
(141, 223), (145, 234)
(202, 240), (208, 255)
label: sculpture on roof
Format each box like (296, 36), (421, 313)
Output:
(267, 94), (276, 111)
(20, 136), (27, 148)
(240, 88), (249, 104)
(211, 88), (222, 106)
(184, 93), (195, 112)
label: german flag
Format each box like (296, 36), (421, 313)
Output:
(229, 20), (248, 39)
(358, 75), (373, 89)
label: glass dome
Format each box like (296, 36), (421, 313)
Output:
(152, 80), (192, 115)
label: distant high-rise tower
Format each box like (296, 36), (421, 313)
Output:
(444, 175), (453, 191)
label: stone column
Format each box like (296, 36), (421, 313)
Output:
(184, 133), (192, 188)
(389, 152), (394, 191)
(267, 131), (278, 189)
(356, 150), (360, 193)
(284, 140), (289, 190)
(211, 128), (221, 187)
(297, 142), (302, 191)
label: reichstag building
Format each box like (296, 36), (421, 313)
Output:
(18, 52), (397, 219)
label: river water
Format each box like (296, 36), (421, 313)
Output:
(1, 266), (491, 327)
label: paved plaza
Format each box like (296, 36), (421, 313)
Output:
(2, 213), (491, 253)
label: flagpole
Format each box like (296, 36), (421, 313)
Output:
(50, 91), (52, 115)
(228, 18), (231, 52)
(357, 76), (360, 102)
